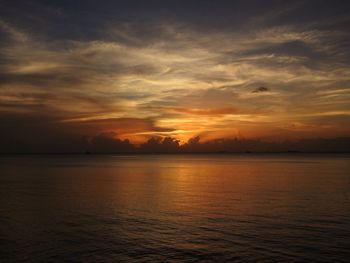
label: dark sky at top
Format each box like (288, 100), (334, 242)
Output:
(2, 1), (350, 40)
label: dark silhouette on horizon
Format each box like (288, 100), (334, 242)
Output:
(1, 133), (350, 154)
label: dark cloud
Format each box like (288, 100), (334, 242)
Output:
(89, 132), (134, 153)
(0, 111), (174, 153)
(252, 87), (269, 93)
(139, 137), (180, 153)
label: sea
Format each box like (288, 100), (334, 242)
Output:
(0, 154), (350, 262)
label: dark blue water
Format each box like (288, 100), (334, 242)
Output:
(1, 155), (350, 262)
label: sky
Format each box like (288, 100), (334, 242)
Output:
(1, 0), (350, 151)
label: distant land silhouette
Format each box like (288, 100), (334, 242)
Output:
(1, 134), (350, 154)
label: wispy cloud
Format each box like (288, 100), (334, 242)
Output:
(0, 0), (350, 149)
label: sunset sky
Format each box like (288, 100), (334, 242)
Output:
(1, 0), (350, 148)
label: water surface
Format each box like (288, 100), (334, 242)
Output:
(1, 154), (350, 262)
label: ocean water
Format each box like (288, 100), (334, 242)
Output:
(0, 154), (350, 262)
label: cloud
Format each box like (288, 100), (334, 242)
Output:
(252, 87), (269, 93)
(0, 0), (350, 150)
